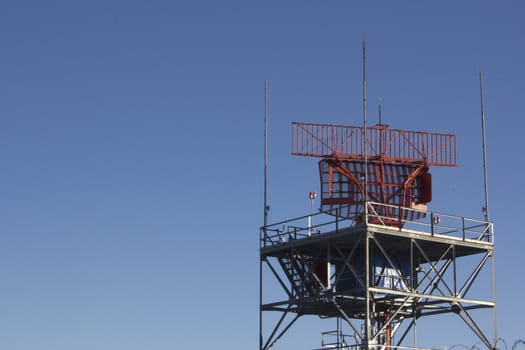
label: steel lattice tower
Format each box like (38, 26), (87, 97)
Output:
(259, 122), (496, 350)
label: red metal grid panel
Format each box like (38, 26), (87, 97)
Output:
(319, 159), (427, 221)
(292, 122), (457, 166)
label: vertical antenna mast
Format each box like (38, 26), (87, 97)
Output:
(363, 41), (368, 215)
(378, 98), (383, 156)
(379, 98), (383, 125)
(480, 70), (498, 350)
(362, 40), (371, 349)
(261, 80), (268, 350)
(378, 98), (382, 125)
(264, 80), (269, 226)
(479, 72), (490, 222)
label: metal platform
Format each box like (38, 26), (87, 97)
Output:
(262, 222), (492, 261)
(259, 202), (495, 350)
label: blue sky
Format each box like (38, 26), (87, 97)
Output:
(0, 1), (524, 349)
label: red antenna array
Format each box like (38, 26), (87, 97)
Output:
(292, 121), (457, 224)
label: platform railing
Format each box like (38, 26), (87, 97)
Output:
(320, 329), (354, 349)
(260, 209), (355, 248)
(260, 202), (493, 248)
(365, 201), (493, 243)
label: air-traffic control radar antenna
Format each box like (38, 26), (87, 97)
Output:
(292, 122), (456, 224)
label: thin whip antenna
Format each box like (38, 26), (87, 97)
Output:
(363, 41), (368, 218)
(378, 98), (382, 125)
(480, 71), (498, 350)
(479, 72), (490, 223)
(264, 80), (269, 226)
(362, 41), (372, 349)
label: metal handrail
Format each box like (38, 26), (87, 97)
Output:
(365, 201), (493, 242)
(260, 202), (493, 248)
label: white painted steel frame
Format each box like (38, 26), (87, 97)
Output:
(259, 203), (496, 350)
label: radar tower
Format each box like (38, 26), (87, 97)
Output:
(259, 56), (496, 350)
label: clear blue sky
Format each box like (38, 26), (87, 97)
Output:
(0, 1), (523, 349)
